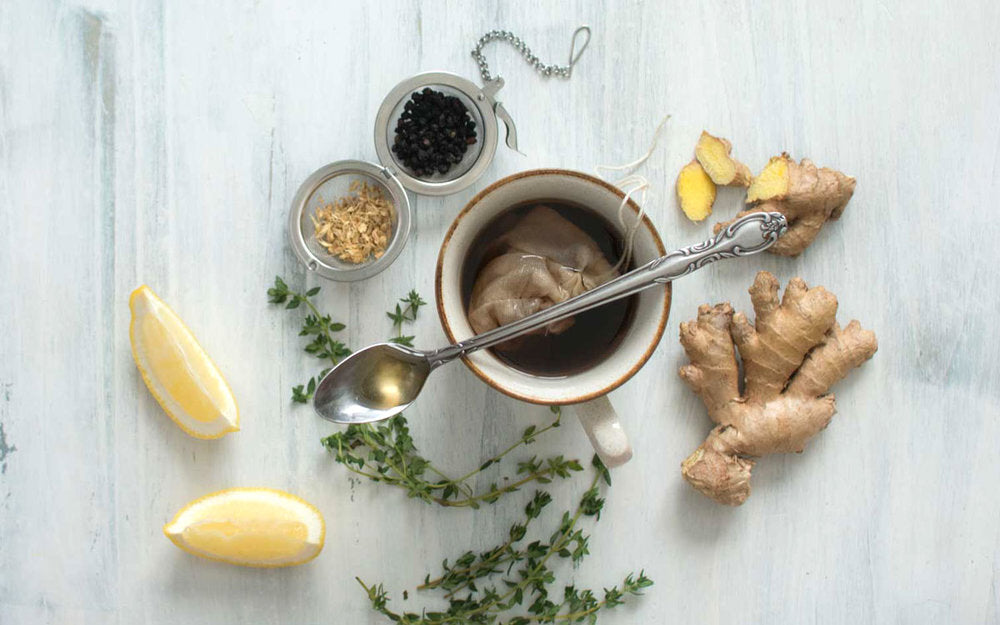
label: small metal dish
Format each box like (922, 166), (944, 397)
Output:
(287, 160), (411, 282)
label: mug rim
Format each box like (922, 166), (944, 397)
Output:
(435, 168), (672, 405)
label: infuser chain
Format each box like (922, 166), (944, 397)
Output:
(471, 26), (591, 84)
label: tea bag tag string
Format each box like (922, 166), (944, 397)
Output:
(471, 26), (592, 155)
(595, 115), (671, 276)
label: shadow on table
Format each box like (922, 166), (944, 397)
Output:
(668, 480), (743, 542)
(162, 547), (320, 617)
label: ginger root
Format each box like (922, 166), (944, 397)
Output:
(675, 159), (717, 221)
(695, 131), (751, 187)
(678, 271), (877, 506)
(715, 154), (856, 256)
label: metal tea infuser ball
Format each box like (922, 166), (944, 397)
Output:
(375, 26), (593, 195)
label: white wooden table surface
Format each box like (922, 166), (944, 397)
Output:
(2, 1), (999, 623)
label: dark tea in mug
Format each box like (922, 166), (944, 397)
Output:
(461, 200), (636, 377)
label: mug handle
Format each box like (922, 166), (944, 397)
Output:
(572, 395), (633, 468)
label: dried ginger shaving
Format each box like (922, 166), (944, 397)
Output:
(312, 181), (395, 264)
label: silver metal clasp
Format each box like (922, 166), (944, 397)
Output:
(481, 77), (521, 154)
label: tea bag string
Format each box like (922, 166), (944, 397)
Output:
(595, 115), (671, 276)
(602, 175), (648, 275)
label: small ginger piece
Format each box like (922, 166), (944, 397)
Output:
(678, 271), (877, 505)
(676, 159), (717, 221)
(716, 153), (856, 256)
(694, 131), (751, 187)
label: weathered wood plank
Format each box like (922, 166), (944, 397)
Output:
(1, 0), (998, 623)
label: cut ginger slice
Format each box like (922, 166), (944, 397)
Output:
(676, 159), (717, 221)
(695, 131), (751, 187)
(746, 154), (791, 203)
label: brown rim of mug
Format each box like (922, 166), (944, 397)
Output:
(434, 168), (672, 406)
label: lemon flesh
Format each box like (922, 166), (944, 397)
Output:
(164, 488), (325, 567)
(129, 285), (239, 438)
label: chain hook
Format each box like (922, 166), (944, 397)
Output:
(567, 25), (591, 73)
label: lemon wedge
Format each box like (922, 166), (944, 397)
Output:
(129, 285), (239, 439)
(164, 488), (325, 567)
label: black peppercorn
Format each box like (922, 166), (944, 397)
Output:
(392, 88), (477, 178)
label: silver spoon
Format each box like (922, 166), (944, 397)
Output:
(314, 212), (787, 424)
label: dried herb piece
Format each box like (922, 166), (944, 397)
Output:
(312, 180), (395, 264)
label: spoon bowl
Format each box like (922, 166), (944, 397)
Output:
(313, 343), (431, 424)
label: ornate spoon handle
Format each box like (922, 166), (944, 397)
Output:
(428, 212), (787, 368)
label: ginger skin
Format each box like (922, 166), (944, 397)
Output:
(695, 131), (752, 187)
(676, 159), (717, 221)
(715, 154), (856, 256)
(679, 271), (877, 506)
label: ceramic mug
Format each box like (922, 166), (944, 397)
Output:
(435, 169), (671, 467)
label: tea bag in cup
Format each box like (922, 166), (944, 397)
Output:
(467, 206), (618, 338)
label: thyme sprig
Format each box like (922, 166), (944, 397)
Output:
(268, 275), (653, 621)
(322, 410), (577, 508)
(269, 276), (581, 508)
(357, 456), (653, 624)
(388, 289), (426, 347)
(267, 276), (350, 403)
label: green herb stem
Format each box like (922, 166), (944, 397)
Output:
(355, 458), (650, 624)
(449, 415), (563, 486)
(461, 472), (601, 621)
